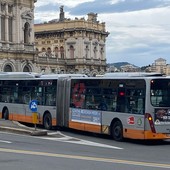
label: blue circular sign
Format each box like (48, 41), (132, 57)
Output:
(29, 100), (38, 112)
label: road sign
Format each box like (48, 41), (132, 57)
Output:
(29, 100), (38, 112)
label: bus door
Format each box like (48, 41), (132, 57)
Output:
(150, 79), (170, 134)
(56, 77), (71, 127)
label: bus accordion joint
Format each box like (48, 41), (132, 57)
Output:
(145, 113), (156, 133)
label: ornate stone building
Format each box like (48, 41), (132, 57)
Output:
(0, 0), (36, 72)
(149, 58), (170, 75)
(34, 6), (109, 75)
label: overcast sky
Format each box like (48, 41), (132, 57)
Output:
(34, 0), (170, 67)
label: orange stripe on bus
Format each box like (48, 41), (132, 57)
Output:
(0, 113), (2, 119)
(9, 114), (34, 123)
(123, 128), (145, 139)
(144, 131), (170, 140)
(52, 119), (57, 126)
(69, 121), (101, 133)
(124, 128), (170, 140)
(8, 113), (57, 127)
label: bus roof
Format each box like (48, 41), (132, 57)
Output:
(0, 72), (87, 80)
(40, 74), (87, 79)
(103, 72), (164, 77)
(0, 72), (167, 81)
(0, 72), (40, 78)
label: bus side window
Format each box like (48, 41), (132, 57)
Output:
(98, 96), (108, 111)
(126, 89), (145, 114)
(116, 88), (126, 112)
(116, 97), (125, 112)
(85, 95), (98, 110)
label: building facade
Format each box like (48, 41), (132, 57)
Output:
(34, 6), (109, 76)
(0, 0), (36, 72)
(149, 58), (170, 75)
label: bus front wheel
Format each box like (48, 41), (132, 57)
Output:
(43, 113), (52, 130)
(111, 121), (123, 141)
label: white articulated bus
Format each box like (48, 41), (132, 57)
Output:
(0, 72), (170, 141)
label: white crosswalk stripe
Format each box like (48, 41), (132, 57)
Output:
(0, 140), (12, 144)
(40, 131), (123, 150)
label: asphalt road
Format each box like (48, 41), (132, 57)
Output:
(0, 130), (170, 170)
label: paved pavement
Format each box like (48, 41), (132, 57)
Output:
(0, 119), (47, 136)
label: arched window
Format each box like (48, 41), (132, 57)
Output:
(54, 47), (59, 58)
(60, 46), (64, 59)
(4, 65), (12, 72)
(42, 48), (46, 52)
(24, 22), (30, 44)
(23, 65), (31, 72)
(70, 45), (74, 59)
(47, 47), (51, 54)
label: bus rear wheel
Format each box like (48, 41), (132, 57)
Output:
(3, 109), (9, 120)
(43, 113), (52, 130)
(112, 121), (123, 142)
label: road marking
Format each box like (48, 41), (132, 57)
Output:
(0, 140), (12, 144)
(43, 137), (122, 149)
(0, 147), (170, 169)
(43, 131), (123, 149)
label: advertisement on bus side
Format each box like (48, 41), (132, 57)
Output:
(155, 109), (170, 124)
(71, 108), (101, 125)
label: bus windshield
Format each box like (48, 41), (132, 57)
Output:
(150, 79), (170, 107)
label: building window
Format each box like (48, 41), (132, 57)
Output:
(54, 40), (58, 43)
(100, 47), (104, 60)
(8, 17), (13, 42)
(1, 15), (5, 41)
(85, 45), (89, 58)
(70, 32), (73, 37)
(8, 5), (13, 13)
(4, 65), (13, 72)
(70, 45), (74, 59)
(60, 46), (64, 59)
(41, 68), (45, 73)
(51, 69), (55, 73)
(24, 22), (30, 44)
(42, 41), (45, 44)
(1, 4), (5, 12)
(47, 41), (51, 44)
(54, 47), (58, 58)
(42, 48), (46, 52)
(23, 65), (31, 72)
(94, 46), (97, 59)
(47, 47), (51, 54)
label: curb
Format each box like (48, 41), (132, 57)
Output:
(0, 126), (32, 135)
(0, 121), (48, 136)
(30, 130), (47, 136)
(0, 126), (48, 136)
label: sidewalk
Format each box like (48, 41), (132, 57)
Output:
(0, 119), (47, 136)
